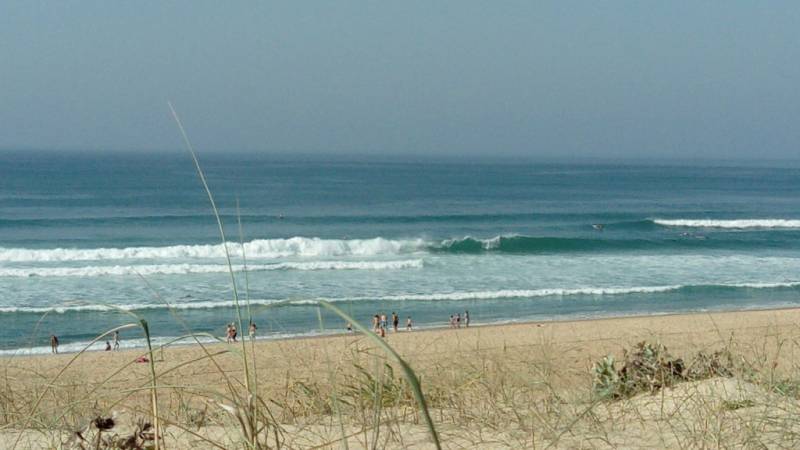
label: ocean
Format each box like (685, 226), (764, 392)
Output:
(2, 151), (800, 354)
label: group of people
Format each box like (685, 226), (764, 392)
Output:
(226, 322), (258, 343)
(47, 311), (475, 353)
(103, 330), (121, 351)
(369, 312), (413, 337)
(449, 310), (470, 329)
(366, 310), (473, 336)
(49, 330), (121, 353)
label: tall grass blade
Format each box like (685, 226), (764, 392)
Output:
(167, 102), (251, 388)
(316, 300), (441, 449)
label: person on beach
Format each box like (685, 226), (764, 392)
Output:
(113, 331), (120, 350)
(104, 341), (111, 351)
(346, 322), (353, 332)
(380, 313), (388, 330)
(379, 324), (386, 338)
(248, 322), (257, 340)
(372, 314), (380, 332)
(392, 312), (399, 332)
(449, 315), (454, 328)
(406, 316), (413, 331)
(464, 310), (470, 328)
(50, 335), (59, 354)
(226, 323), (239, 343)
(456, 313), (461, 329)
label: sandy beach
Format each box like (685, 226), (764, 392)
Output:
(4, 307), (800, 448)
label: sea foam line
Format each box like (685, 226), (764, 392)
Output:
(5, 282), (799, 314)
(653, 219), (800, 229)
(0, 237), (428, 262)
(0, 259), (423, 278)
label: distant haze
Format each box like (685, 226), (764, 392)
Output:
(1, 2), (798, 159)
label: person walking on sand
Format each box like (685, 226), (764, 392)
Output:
(50, 335), (59, 354)
(248, 322), (257, 341)
(392, 312), (399, 332)
(406, 316), (413, 331)
(113, 330), (120, 350)
(464, 310), (470, 328)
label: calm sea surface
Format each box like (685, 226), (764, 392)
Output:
(2, 151), (800, 354)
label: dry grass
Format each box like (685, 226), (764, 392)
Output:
(2, 309), (800, 448)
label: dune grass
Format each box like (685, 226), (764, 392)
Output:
(2, 310), (800, 448)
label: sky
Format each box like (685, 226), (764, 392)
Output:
(1, 1), (798, 159)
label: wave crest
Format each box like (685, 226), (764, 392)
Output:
(433, 235), (648, 253)
(0, 259), (423, 278)
(0, 237), (427, 262)
(653, 219), (800, 229)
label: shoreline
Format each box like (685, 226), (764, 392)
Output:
(5, 304), (800, 360)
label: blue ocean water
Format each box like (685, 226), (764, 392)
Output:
(2, 151), (800, 354)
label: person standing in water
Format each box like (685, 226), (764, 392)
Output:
(113, 330), (120, 351)
(464, 310), (470, 328)
(406, 316), (413, 331)
(50, 335), (59, 354)
(392, 312), (399, 332)
(372, 315), (380, 332)
(248, 322), (257, 341)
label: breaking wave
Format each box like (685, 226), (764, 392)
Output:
(653, 219), (800, 229)
(0, 259), (424, 278)
(4, 223), (800, 264)
(0, 237), (427, 262)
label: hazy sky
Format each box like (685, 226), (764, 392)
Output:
(1, 2), (798, 158)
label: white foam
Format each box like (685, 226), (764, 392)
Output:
(368, 286), (684, 301)
(728, 281), (800, 289)
(653, 219), (800, 229)
(0, 237), (429, 262)
(0, 299), (285, 314)
(5, 282), (799, 315)
(0, 259), (423, 278)
(439, 234), (516, 250)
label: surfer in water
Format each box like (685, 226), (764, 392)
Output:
(592, 223), (605, 231)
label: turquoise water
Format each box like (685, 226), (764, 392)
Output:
(2, 151), (800, 354)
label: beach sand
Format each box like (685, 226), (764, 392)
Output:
(4, 308), (800, 448)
